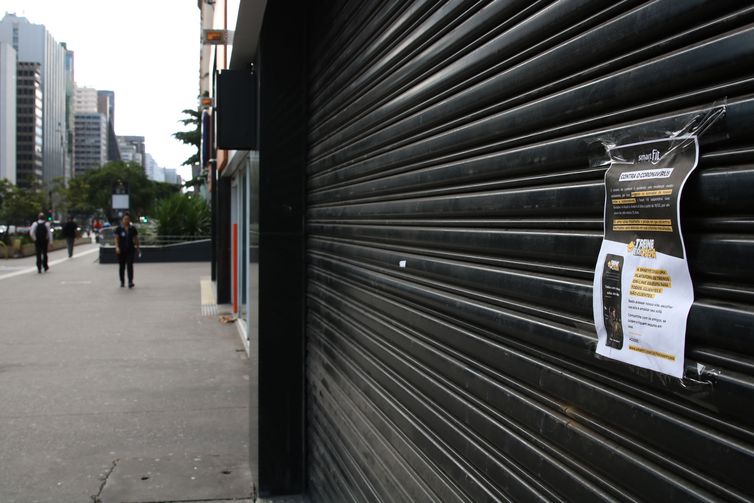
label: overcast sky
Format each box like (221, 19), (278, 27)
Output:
(1, 0), (200, 179)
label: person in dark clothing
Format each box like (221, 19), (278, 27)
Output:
(62, 216), (77, 257)
(29, 213), (52, 273)
(114, 213), (141, 288)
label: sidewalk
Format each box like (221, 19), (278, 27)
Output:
(0, 244), (251, 502)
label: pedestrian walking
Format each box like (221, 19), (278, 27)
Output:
(62, 215), (77, 258)
(29, 213), (52, 273)
(114, 213), (141, 288)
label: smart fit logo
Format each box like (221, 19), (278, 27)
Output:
(638, 149), (661, 165)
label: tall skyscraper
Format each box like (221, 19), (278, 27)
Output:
(164, 168), (179, 185)
(73, 85), (107, 174)
(73, 112), (107, 174)
(97, 90), (120, 161)
(63, 43), (74, 180)
(0, 41), (16, 183)
(16, 62), (43, 186)
(0, 13), (69, 186)
(117, 135), (145, 166)
(143, 152), (158, 181)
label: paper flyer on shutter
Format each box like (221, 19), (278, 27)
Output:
(593, 135), (699, 378)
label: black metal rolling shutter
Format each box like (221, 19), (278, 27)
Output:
(304, 1), (754, 501)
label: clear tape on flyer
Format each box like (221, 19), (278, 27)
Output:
(589, 101), (728, 168)
(588, 101), (727, 384)
(681, 362), (722, 390)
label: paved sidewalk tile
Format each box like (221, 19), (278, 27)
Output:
(0, 248), (249, 503)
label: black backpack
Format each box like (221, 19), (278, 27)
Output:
(35, 221), (48, 243)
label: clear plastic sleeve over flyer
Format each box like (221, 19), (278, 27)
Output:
(592, 106), (725, 378)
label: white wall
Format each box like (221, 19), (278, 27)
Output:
(74, 85), (98, 113)
(0, 42), (16, 183)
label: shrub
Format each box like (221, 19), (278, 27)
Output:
(154, 193), (210, 238)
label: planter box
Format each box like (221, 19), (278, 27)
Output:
(11, 237), (91, 258)
(99, 239), (211, 264)
(20, 242), (35, 257)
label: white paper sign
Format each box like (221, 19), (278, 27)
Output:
(112, 194), (130, 210)
(593, 136), (699, 378)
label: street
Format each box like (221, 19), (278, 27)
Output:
(0, 244), (250, 502)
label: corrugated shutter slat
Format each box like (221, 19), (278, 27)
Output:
(305, 1), (754, 500)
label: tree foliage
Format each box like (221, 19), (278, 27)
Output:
(173, 108), (201, 167)
(0, 179), (45, 225)
(66, 161), (180, 217)
(1, 161), (183, 228)
(49, 177), (69, 217)
(65, 176), (95, 215)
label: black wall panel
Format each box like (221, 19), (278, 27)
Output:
(216, 70), (258, 150)
(303, 1), (754, 500)
(216, 176), (231, 304)
(256, 0), (307, 496)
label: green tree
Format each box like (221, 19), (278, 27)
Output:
(65, 176), (96, 215)
(49, 177), (68, 217)
(173, 108), (201, 166)
(66, 161), (179, 218)
(0, 180), (45, 225)
(174, 107), (208, 190)
(153, 180), (182, 205)
(0, 179), (10, 211)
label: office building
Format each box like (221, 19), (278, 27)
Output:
(117, 135), (145, 166)
(72, 84), (108, 174)
(0, 41), (15, 183)
(97, 90), (120, 161)
(153, 167), (165, 182)
(73, 112), (106, 174)
(164, 168), (179, 185)
(15, 61), (43, 186)
(143, 152), (159, 181)
(63, 44), (74, 178)
(0, 13), (69, 185)
(73, 85), (97, 113)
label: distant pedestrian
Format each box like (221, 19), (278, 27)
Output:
(62, 215), (77, 257)
(114, 213), (141, 288)
(29, 213), (52, 274)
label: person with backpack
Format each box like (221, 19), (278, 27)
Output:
(29, 213), (53, 273)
